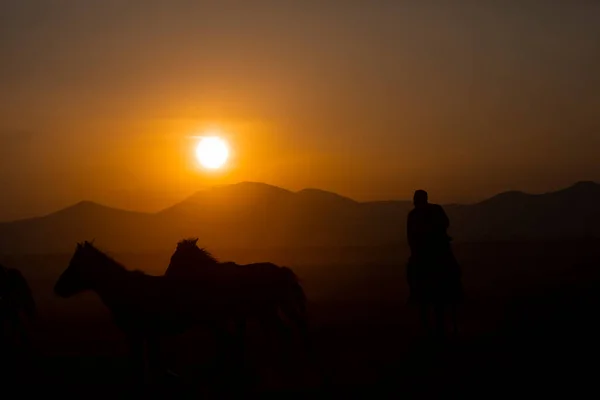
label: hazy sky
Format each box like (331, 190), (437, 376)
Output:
(1, 1), (599, 220)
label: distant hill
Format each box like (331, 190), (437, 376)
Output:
(0, 181), (599, 254)
(446, 181), (600, 241)
(0, 201), (154, 254)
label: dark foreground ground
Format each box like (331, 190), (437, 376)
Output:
(2, 241), (600, 398)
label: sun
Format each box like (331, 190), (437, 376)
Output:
(195, 136), (229, 170)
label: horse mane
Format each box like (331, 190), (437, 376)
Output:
(177, 238), (199, 248)
(176, 238), (219, 264)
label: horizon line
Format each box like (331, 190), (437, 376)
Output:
(1, 179), (598, 224)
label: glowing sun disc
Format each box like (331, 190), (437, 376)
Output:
(195, 136), (229, 169)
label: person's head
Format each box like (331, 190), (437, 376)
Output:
(413, 190), (428, 208)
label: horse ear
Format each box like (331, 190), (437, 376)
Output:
(193, 238), (198, 245)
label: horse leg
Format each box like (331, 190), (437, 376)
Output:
(16, 320), (29, 348)
(419, 303), (431, 336)
(434, 303), (445, 340)
(147, 335), (165, 384)
(209, 319), (235, 391)
(1, 316), (13, 376)
(231, 317), (246, 365)
(227, 317), (249, 393)
(213, 320), (231, 361)
(126, 333), (146, 387)
(451, 304), (458, 337)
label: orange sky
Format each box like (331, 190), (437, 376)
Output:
(1, 1), (599, 220)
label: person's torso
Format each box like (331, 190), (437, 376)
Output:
(410, 205), (449, 249)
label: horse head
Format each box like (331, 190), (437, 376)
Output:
(54, 241), (107, 298)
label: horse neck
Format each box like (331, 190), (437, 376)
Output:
(87, 255), (134, 308)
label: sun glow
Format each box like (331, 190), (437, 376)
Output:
(195, 136), (230, 170)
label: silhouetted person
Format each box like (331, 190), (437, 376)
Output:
(407, 190), (451, 257)
(406, 190), (462, 339)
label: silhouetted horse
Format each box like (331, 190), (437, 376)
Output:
(407, 242), (463, 339)
(166, 239), (309, 351)
(1, 264), (36, 352)
(54, 241), (258, 385)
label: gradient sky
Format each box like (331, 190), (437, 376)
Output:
(1, 1), (599, 220)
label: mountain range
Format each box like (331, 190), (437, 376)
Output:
(1, 181), (599, 254)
